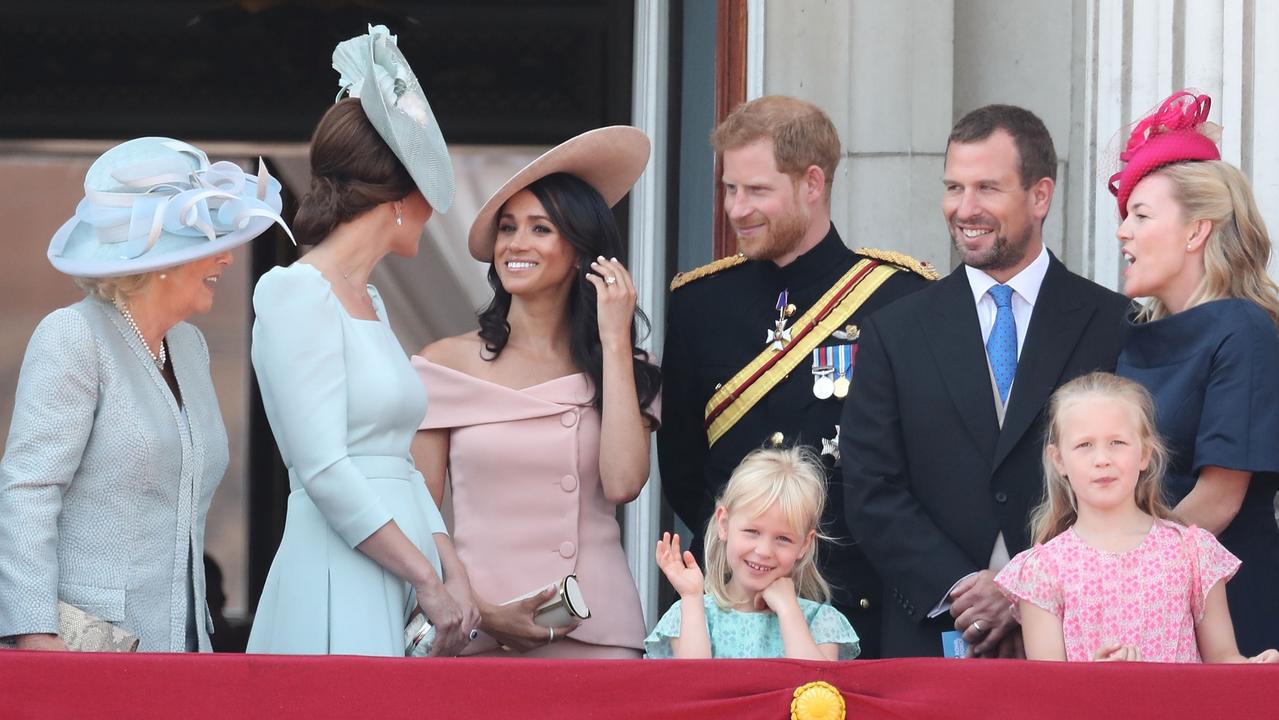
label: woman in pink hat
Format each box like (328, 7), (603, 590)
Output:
(411, 127), (662, 659)
(1113, 90), (1279, 655)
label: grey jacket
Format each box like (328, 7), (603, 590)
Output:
(0, 296), (227, 651)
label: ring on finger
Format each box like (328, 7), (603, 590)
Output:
(972, 620), (984, 633)
(605, 275), (617, 285)
(468, 628), (480, 641)
(547, 626), (555, 645)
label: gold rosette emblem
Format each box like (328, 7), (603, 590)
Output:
(790, 680), (845, 720)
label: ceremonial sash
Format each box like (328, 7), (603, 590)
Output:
(703, 259), (899, 447)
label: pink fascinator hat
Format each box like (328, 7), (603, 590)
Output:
(1108, 90), (1220, 219)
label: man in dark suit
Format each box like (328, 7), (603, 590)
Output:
(840, 105), (1131, 658)
(659, 95), (933, 658)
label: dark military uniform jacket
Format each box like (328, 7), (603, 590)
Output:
(657, 224), (932, 659)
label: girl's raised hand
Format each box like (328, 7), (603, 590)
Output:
(656, 531), (704, 598)
(1248, 649), (1279, 663)
(585, 256), (637, 348)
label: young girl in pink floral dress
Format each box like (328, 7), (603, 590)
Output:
(995, 372), (1279, 663)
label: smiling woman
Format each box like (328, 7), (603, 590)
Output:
(410, 126), (661, 659)
(0, 137), (290, 652)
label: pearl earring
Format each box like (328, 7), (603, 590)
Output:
(395, 206), (403, 227)
(1186, 242), (1193, 251)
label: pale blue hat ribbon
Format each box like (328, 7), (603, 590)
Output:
(73, 139), (295, 260)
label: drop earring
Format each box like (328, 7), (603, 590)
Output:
(395, 206), (403, 227)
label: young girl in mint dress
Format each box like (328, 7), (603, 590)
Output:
(645, 447), (858, 660)
(995, 372), (1278, 663)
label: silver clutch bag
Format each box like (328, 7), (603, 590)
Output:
(1, 601), (139, 652)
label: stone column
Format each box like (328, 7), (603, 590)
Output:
(1073, 0), (1275, 287)
(761, 0), (956, 270)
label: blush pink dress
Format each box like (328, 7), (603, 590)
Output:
(995, 520), (1239, 662)
(413, 357), (648, 658)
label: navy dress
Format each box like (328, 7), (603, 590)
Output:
(1117, 298), (1279, 656)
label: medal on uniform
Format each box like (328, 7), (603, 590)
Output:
(821, 424), (841, 466)
(811, 346), (835, 399)
(832, 344), (851, 398)
(833, 324), (860, 342)
(766, 289), (793, 351)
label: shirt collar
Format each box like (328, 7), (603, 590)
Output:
(965, 243), (1050, 306)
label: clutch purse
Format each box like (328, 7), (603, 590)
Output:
(504, 574), (592, 628)
(1, 601), (139, 652)
(404, 574), (591, 657)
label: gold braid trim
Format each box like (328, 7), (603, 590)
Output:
(669, 253), (748, 291)
(854, 247), (940, 280)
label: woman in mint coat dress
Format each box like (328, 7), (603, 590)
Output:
(246, 27), (478, 657)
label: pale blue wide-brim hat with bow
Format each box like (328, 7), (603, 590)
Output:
(333, 24), (455, 214)
(47, 137), (294, 278)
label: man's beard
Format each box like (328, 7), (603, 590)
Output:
(738, 204), (809, 262)
(952, 220), (1032, 273)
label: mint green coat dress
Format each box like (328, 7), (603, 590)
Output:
(246, 264), (446, 656)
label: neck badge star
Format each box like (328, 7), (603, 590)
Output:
(767, 289), (795, 351)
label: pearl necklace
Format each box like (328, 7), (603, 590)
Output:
(113, 299), (167, 370)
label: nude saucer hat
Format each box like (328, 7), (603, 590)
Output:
(467, 126), (651, 262)
(48, 137), (292, 278)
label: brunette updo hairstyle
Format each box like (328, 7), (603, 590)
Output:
(293, 98), (418, 245)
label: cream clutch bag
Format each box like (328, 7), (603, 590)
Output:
(1, 602), (139, 652)
(505, 574), (592, 628)
(404, 574), (591, 656)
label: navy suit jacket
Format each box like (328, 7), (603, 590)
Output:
(840, 254), (1131, 657)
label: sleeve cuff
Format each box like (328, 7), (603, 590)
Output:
(333, 502), (394, 549)
(927, 571), (980, 619)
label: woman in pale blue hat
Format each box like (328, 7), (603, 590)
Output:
(246, 25), (480, 657)
(0, 138), (291, 652)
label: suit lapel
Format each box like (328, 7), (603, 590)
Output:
(992, 257), (1092, 470)
(921, 270), (999, 464)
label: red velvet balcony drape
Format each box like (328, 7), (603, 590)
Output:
(2, 653), (1274, 719)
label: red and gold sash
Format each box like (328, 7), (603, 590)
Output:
(703, 259), (899, 446)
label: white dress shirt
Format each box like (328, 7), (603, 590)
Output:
(929, 244), (1051, 620)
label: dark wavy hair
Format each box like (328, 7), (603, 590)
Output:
(293, 98), (418, 245)
(477, 172), (661, 424)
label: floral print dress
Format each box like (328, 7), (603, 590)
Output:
(995, 520), (1239, 662)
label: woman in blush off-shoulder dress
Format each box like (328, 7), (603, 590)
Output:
(247, 26), (479, 657)
(411, 127), (662, 658)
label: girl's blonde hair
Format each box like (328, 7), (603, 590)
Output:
(703, 446), (832, 608)
(1137, 160), (1279, 327)
(1029, 372), (1176, 545)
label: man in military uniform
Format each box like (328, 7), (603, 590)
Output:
(657, 95), (934, 658)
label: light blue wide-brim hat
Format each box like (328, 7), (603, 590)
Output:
(467, 126), (651, 262)
(48, 137), (294, 278)
(333, 24), (455, 214)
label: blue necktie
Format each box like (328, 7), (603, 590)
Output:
(986, 284), (1017, 404)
